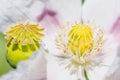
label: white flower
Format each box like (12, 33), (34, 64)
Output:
(53, 21), (118, 80)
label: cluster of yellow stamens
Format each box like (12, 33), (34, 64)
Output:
(55, 23), (104, 77)
(68, 24), (93, 56)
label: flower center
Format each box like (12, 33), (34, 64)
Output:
(68, 24), (93, 56)
(5, 22), (44, 45)
(5, 22), (44, 68)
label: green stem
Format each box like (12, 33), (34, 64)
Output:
(82, 0), (85, 5)
(81, 0), (83, 24)
(84, 69), (89, 80)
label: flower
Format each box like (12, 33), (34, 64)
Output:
(55, 22), (117, 80)
(5, 22), (44, 68)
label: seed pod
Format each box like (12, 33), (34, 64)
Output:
(5, 22), (44, 68)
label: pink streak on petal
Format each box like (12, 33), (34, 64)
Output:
(41, 77), (47, 80)
(111, 17), (120, 33)
(110, 16), (120, 43)
(37, 7), (60, 34)
(37, 7), (59, 25)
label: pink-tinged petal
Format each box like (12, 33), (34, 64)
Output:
(111, 17), (120, 33)
(110, 16), (120, 43)
(41, 77), (47, 80)
(37, 7), (60, 34)
(38, 7), (57, 22)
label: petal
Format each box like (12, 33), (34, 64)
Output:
(83, 0), (120, 32)
(0, 0), (44, 32)
(110, 16), (120, 43)
(0, 47), (47, 80)
(48, 0), (82, 23)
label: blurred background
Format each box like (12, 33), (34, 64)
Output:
(0, 0), (120, 80)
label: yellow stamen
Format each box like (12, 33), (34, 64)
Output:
(5, 22), (44, 45)
(68, 24), (93, 56)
